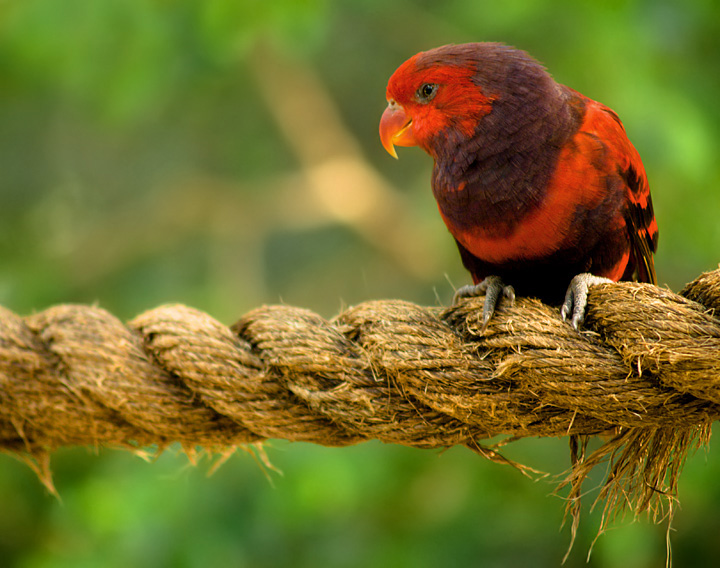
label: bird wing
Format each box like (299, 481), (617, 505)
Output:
(582, 99), (658, 285)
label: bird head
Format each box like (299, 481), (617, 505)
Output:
(379, 44), (499, 159)
(379, 43), (554, 160)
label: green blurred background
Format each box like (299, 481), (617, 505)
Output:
(1, 0), (719, 566)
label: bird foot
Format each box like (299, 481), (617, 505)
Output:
(561, 273), (613, 330)
(453, 275), (515, 332)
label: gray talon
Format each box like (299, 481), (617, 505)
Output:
(561, 273), (613, 330)
(453, 283), (482, 303)
(454, 275), (515, 332)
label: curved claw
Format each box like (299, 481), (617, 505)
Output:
(454, 275), (515, 332)
(561, 273), (614, 330)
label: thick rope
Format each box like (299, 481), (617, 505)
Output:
(2, 268), (720, 526)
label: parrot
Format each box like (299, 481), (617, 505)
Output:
(379, 43), (658, 329)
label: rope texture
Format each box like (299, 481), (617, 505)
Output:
(2, 268), (720, 524)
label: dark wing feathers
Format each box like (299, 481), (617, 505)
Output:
(597, 105), (658, 285)
(621, 162), (658, 285)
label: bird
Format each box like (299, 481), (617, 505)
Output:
(379, 42), (658, 330)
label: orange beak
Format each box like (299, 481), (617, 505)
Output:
(379, 102), (416, 159)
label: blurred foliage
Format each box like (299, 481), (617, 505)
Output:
(1, 0), (719, 566)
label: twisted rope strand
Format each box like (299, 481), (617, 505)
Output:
(2, 268), (720, 524)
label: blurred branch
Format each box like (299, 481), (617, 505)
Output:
(248, 44), (443, 279)
(54, 46), (447, 295)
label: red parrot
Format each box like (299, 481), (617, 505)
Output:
(379, 43), (658, 329)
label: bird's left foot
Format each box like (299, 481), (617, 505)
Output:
(561, 273), (613, 330)
(453, 275), (515, 332)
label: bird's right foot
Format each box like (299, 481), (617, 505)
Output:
(560, 273), (613, 330)
(453, 275), (515, 332)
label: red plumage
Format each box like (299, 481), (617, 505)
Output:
(379, 43), (657, 325)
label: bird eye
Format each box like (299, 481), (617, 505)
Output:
(416, 83), (438, 103)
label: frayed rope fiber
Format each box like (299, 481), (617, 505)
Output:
(2, 268), (720, 527)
